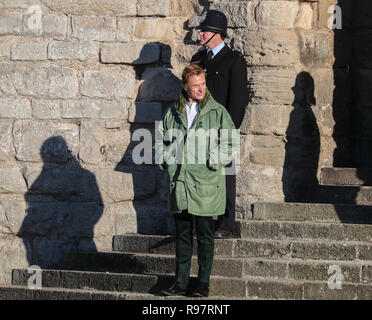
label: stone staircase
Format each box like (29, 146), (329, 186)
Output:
(0, 167), (371, 300)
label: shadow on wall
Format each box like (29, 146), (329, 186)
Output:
(17, 136), (103, 268)
(115, 42), (182, 236)
(282, 72), (320, 203)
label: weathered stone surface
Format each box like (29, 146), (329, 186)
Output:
(232, 30), (299, 67)
(100, 43), (160, 64)
(117, 18), (134, 41)
(255, 1), (300, 28)
(298, 30), (334, 67)
(91, 168), (156, 203)
(0, 0), (39, 8)
(80, 69), (135, 100)
(210, 1), (256, 28)
(13, 120), (79, 163)
(128, 102), (163, 124)
(31, 99), (60, 120)
(43, 0), (137, 15)
(62, 100), (128, 120)
(48, 41), (99, 61)
(249, 135), (286, 167)
(0, 168), (28, 194)
(9, 63), (79, 99)
(10, 42), (48, 61)
(137, 67), (181, 102)
(241, 105), (291, 136)
(79, 120), (107, 165)
(71, 16), (116, 41)
(249, 69), (296, 105)
(0, 15), (23, 35)
(134, 18), (183, 40)
(137, 0), (170, 17)
(0, 41), (12, 58)
(0, 98), (32, 119)
(304, 282), (357, 300)
(294, 2), (313, 29)
(0, 235), (28, 285)
(0, 120), (14, 161)
(23, 15), (68, 39)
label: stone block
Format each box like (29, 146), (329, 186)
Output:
(11, 63), (78, 99)
(12, 120), (79, 163)
(210, 1), (256, 28)
(249, 69), (296, 105)
(0, 235), (28, 285)
(304, 282), (357, 300)
(0, 15), (23, 35)
(137, 0), (170, 17)
(0, 41), (12, 58)
(255, 1), (300, 28)
(61, 100), (127, 120)
(0, 168), (28, 194)
(232, 29), (299, 67)
(80, 69), (135, 100)
(10, 42), (48, 61)
(249, 135), (286, 167)
(298, 30), (334, 67)
(71, 16), (116, 41)
(100, 42), (160, 64)
(48, 41), (99, 61)
(91, 168), (156, 203)
(134, 18), (183, 41)
(0, 98), (32, 118)
(23, 15), (67, 39)
(128, 102), (163, 124)
(247, 278), (303, 300)
(0, 0), (39, 8)
(31, 99), (60, 120)
(291, 241), (357, 260)
(136, 67), (181, 102)
(294, 2), (314, 29)
(117, 18), (134, 42)
(241, 105), (291, 136)
(43, 0), (137, 15)
(0, 120), (14, 161)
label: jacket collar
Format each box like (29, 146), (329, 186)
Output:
(175, 88), (214, 116)
(203, 45), (230, 68)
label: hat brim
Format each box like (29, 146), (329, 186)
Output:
(196, 25), (228, 37)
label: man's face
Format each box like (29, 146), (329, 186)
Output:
(199, 30), (222, 49)
(184, 74), (206, 103)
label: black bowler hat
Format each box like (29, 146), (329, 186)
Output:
(197, 10), (228, 37)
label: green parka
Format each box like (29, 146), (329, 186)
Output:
(155, 89), (239, 216)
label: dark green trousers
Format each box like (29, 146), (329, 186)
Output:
(174, 211), (215, 285)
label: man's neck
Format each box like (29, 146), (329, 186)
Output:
(208, 39), (224, 50)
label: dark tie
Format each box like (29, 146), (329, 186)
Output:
(207, 50), (213, 61)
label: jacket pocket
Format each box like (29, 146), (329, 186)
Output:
(196, 184), (220, 197)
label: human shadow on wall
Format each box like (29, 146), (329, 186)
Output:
(114, 43), (181, 236)
(282, 72), (320, 203)
(17, 136), (103, 268)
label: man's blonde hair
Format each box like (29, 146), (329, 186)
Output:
(182, 64), (206, 85)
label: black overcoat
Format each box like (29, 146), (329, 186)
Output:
(191, 45), (249, 128)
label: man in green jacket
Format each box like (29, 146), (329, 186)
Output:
(155, 64), (238, 297)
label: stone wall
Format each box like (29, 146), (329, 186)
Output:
(0, 0), (346, 284)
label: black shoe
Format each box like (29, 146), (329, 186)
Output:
(161, 282), (188, 296)
(191, 283), (209, 297)
(215, 229), (233, 239)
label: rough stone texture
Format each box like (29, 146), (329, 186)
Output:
(255, 1), (300, 28)
(48, 41), (99, 61)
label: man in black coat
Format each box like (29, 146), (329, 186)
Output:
(191, 10), (249, 238)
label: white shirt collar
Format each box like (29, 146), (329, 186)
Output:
(207, 41), (225, 59)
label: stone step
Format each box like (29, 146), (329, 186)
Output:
(64, 239), (372, 277)
(252, 202), (372, 224)
(113, 221), (372, 253)
(294, 185), (372, 205)
(3, 278), (371, 300)
(321, 168), (372, 186)
(11, 269), (247, 298)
